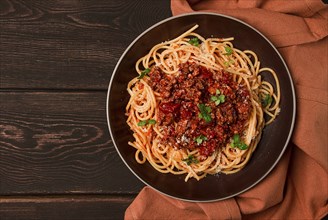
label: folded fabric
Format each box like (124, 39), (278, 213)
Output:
(125, 0), (328, 219)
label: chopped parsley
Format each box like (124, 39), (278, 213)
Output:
(261, 94), (273, 107)
(198, 103), (212, 123)
(137, 119), (156, 126)
(210, 89), (225, 106)
(137, 68), (151, 79)
(195, 135), (207, 145)
(183, 155), (199, 165)
(230, 134), (248, 150)
(188, 37), (200, 46)
(223, 59), (234, 67)
(224, 46), (233, 55)
(147, 119), (156, 124)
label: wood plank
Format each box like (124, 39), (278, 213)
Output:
(0, 0), (172, 90)
(0, 195), (135, 220)
(0, 91), (144, 195)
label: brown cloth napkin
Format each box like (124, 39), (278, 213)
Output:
(125, 0), (328, 219)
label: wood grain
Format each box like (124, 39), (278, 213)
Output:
(0, 0), (172, 90)
(0, 195), (134, 220)
(0, 1), (172, 218)
(0, 92), (144, 195)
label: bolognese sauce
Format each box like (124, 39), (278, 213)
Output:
(148, 62), (252, 158)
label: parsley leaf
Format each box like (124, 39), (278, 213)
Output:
(195, 135), (207, 145)
(147, 119), (156, 125)
(261, 94), (272, 107)
(233, 134), (240, 142)
(211, 90), (225, 106)
(218, 94), (225, 102)
(211, 96), (218, 102)
(231, 134), (248, 150)
(137, 119), (156, 126)
(224, 46), (233, 55)
(188, 37), (200, 46)
(198, 104), (212, 123)
(239, 143), (248, 150)
(137, 120), (147, 126)
(223, 60), (234, 67)
(182, 155), (199, 165)
(137, 68), (151, 79)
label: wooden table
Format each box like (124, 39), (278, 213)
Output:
(0, 0), (171, 219)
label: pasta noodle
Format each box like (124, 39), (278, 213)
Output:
(126, 25), (280, 181)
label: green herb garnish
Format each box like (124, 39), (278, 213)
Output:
(147, 119), (156, 125)
(137, 119), (156, 126)
(198, 103), (212, 123)
(223, 59), (234, 67)
(188, 37), (200, 46)
(195, 135), (207, 145)
(231, 134), (248, 150)
(261, 94), (272, 107)
(137, 68), (151, 79)
(224, 46), (233, 55)
(210, 89), (225, 106)
(183, 155), (199, 165)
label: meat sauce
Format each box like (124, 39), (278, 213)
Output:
(148, 62), (252, 158)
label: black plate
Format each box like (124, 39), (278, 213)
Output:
(106, 12), (296, 202)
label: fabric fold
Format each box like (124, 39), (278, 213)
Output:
(171, 0), (328, 47)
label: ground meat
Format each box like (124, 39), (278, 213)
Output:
(148, 63), (252, 158)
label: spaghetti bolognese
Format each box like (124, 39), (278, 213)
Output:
(125, 25), (280, 181)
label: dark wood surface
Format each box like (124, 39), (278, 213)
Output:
(0, 0), (172, 219)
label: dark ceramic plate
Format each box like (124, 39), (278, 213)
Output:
(106, 13), (296, 202)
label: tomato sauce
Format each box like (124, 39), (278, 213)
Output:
(148, 62), (251, 158)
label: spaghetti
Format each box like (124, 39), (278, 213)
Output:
(126, 25), (280, 181)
